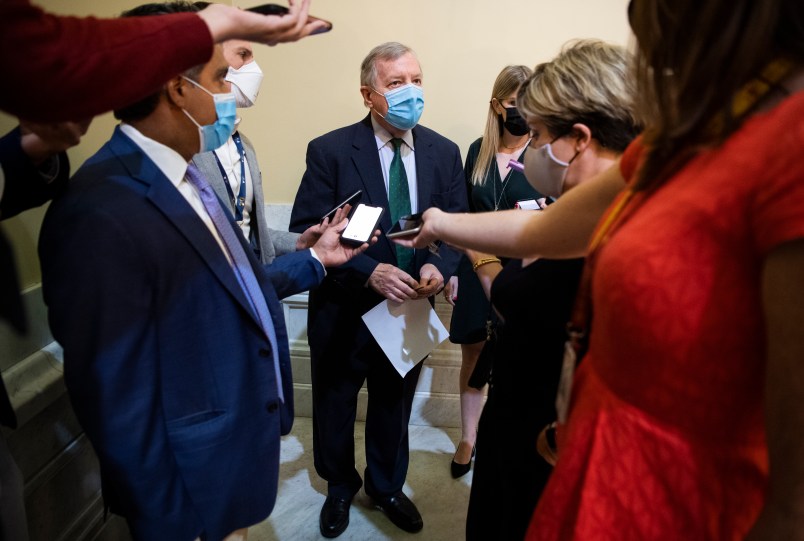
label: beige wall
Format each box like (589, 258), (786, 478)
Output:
(1, 0), (632, 287)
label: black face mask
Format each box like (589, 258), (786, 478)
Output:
(501, 106), (530, 136)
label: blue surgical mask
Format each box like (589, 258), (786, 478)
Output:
(181, 76), (237, 153)
(373, 83), (424, 131)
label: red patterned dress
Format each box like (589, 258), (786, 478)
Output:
(527, 92), (804, 540)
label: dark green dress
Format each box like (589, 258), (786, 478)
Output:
(448, 137), (543, 343)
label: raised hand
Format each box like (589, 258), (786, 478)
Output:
(198, 0), (329, 47)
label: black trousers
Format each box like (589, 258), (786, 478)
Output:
(310, 330), (423, 501)
(465, 383), (553, 541)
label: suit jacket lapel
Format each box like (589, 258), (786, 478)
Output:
(110, 128), (258, 326)
(412, 126), (435, 213)
(351, 116), (393, 232)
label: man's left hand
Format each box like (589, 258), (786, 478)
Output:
(414, 263), (443, 298)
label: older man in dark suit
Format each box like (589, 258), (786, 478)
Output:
(290, 41), (467, 539)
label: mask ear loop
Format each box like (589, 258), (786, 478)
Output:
(182, 76), (216, 98)
(182, 108), (203, 129)
(549, 131), (581, 165)
(369, 87), (391, 121)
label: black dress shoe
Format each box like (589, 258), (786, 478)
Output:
(450, 446), (475, 479)
(371, 491), (423, 533)
(319, 495), (351, 538)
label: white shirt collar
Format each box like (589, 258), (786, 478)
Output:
(370, 114), (415, 152)
(119, 123), (189, 187)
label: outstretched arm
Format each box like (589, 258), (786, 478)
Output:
(395, 161), (626, 260)
(0, 0), (326, 121)
(198, 0), (328, 46)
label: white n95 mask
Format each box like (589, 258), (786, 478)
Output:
(225, 61), (264, 108)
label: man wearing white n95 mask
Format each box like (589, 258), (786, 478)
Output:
(191, 37), (322, 264)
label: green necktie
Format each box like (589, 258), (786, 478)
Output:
(389, 138), (414, 273)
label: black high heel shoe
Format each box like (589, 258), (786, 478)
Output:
(450, 445), (476, 479)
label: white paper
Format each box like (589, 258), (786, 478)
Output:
(362, 298), (449, 377)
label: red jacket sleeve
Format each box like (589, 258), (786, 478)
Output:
(0, 0), (213, 122)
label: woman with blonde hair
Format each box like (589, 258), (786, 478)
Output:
(443, 64), (540, 478)
(463, 40), (639, 541)
(398, 0), (804, 537)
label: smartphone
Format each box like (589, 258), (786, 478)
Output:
(246, 3), (333, 35)
(515, 198), (541, 210)
(386, 213), (423, 239)
(320, 190), (362, 223)
(340, 204), (383, 245)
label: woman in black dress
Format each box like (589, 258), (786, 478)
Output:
(462, 41), (641, 540)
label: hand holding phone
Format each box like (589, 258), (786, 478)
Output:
(340, 204), (384, 246)
(321, 190), (362, 223)
(386, 213), (423, 239)
(246, 3), (332, 35)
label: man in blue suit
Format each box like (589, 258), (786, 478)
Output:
(290, 42), (467, 538)
(38, 6), (370, 539)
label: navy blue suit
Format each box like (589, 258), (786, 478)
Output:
(39, 127), (324, 541)
(289, 115), (467, 499)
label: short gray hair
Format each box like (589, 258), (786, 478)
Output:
(360, 42), (418, 87)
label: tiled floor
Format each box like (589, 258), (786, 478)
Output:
(249, 417), (472, 541)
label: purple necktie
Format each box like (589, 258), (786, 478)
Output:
(185, 164), (284, 403)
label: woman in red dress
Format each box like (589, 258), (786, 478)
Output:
(395, 0), (804, 538)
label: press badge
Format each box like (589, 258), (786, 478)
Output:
(555, 340), (577, 424)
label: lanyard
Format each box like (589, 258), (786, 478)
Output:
(213, 132), (247, 222)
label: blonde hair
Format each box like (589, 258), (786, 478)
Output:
(517, 40), (640, 152)
(471, 65), (532, 186)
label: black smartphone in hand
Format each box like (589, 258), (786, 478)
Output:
(321, 190), (362, 223)
(246, 3), (333, 34)
(386, 213), (423, 239)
